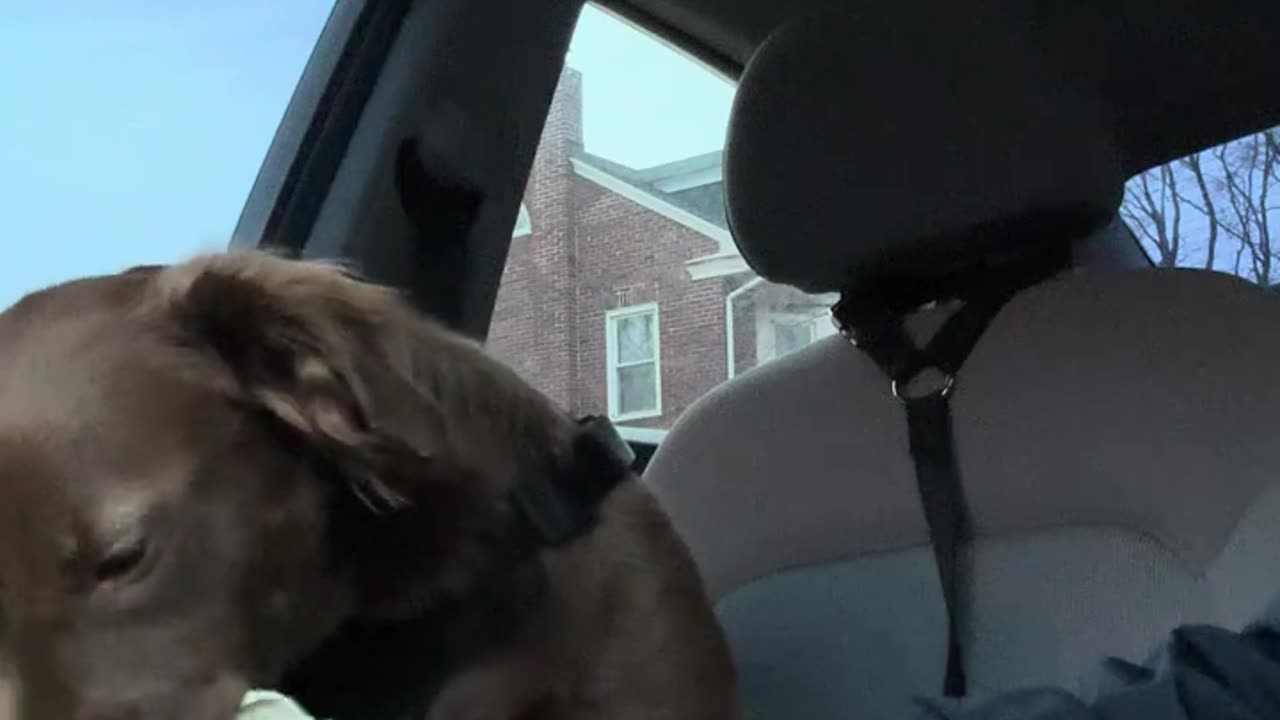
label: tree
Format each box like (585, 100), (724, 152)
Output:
(1121, 163), (1184, 268)
(1177, 151), (1219, 271)
(1213, 131), (1278, 285)
(1120, 127), (1280, 286)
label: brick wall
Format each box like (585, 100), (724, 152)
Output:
(487, 69), (583, 411)
(571, 179), (725, 427)
(487, 67), (751, 427)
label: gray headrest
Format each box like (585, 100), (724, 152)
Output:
(725, 4), (1126, 293)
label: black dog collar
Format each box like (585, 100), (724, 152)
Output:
(509, 415), (636, 547)
(282, 415), (637, 720)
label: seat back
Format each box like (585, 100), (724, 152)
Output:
(650, 268), (1280, 718)
(645, 5), (1280, 718)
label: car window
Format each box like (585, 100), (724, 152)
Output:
(0, 2), (334, 309)
(486, 5), (838, 433)
(1123, 128), (1280, 285)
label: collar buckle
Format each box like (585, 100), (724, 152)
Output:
(576, 414), (637, 467)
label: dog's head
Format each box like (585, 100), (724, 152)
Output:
(0, 252), (567, 720)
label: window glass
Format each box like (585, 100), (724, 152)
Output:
(1123, 128), (1280, 285)
(0, 2), (335, 308)
(774, 319), (816, 358)
(607, 305), (661, 419)
(486, 5), (837, 431)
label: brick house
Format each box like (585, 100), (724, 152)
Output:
(488, 68), (835, 429)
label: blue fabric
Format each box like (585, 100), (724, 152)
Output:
(913, 598), (1280, 720)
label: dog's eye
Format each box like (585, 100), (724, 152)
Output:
(95, 536), (148, 583)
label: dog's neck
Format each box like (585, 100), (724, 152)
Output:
(280, 417), (636, 720)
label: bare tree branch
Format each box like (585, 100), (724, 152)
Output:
(1121, 127), (1280, 286)
(1122, 168), (1181, 267)
(1266, 129), (1280, 185)
(1162, 163), (1182, 264)
(1255, 136), (1275, 284)
(1179, 152), (1219, 270)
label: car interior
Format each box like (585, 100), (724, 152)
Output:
(217, 0), (1280, 717)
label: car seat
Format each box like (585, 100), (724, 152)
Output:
(644, 5), (1280, 719)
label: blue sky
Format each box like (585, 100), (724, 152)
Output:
(0, 2), (734, 309)
(570, 6), (733, 165)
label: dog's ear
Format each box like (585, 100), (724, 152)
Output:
(148, 252), (576, 619)
(154, 252), (449, 513)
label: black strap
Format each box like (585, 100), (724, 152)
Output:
(833, 249), (1066, 698)
(509, 416), (637, 546)
(905, 390), (969, 697)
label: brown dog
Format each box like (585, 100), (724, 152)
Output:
(0, 251), (738, 720)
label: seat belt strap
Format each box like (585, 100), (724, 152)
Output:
(832, 250), (1066, 698)
(906, 389), (968, 697)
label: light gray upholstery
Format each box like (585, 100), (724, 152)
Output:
(725, 2), (1123, 293)
(651, 6), (1280, 717)
(647, 270), (1280, 719)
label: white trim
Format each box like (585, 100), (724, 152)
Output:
(571, 158), (733, 253)
(512, 203), (532, 237)
(653, 165), (723, 193)
(756, 311), (815, 365)
(605, 303), (663, 422)
(686, 249), (748, 280)
(754, 307), (840, 367)
(614, 425), (668, 445)
(724, 276), (764, 379)
(815, 307), (839, 340)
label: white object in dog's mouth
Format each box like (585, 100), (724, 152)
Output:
(237, 690), (318, 720)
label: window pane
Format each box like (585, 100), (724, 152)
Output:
(0, 2), (334, 308)
(775, 321), (814, 357)
(486, 4), (837, 431)
(1123, 127), (1280, 284)
(617, 363), (658, 415)
(616, 313), (655, 364)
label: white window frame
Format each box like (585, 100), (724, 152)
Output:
(512, 203), (532, 237)
(605, 302), (662, 421)
(756, 308), (837, 364)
